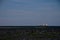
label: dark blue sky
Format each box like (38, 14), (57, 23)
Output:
(0, 0), (60, 26)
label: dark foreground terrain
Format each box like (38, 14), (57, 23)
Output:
(0, 26), (60, 40)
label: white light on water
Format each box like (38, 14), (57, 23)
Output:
(39, 24), (48, 26)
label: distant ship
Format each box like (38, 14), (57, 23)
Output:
(40, 24), (48, 26)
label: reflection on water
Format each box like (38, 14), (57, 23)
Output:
(0, 0), (60, 26)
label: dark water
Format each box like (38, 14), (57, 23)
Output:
(0, 26), (60, 40)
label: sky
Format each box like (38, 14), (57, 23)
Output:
(0, 0), (60, 26)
